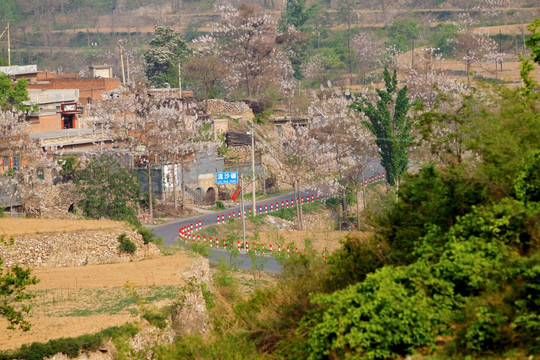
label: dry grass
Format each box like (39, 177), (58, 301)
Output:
(0, 252), (195, 351)
(0, 218), (128, 237)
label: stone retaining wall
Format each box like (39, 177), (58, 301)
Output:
(0, 229), (161, 268)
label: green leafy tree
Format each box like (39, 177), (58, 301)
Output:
(518, 19), (540, 96)
(0, 74), (35, 112)
(75, 155), (141, 224)
(144, 26), (189, 88)
(385, 19), (420, 54)
(305, 264), (453, 360)
(351, 68), (415, 188)
(526, 18), (540, 64)
(430, 23), (458, 57)
(278, 0), (312, 31)
(0, 237), (39, 331)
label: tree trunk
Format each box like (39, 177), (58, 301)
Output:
(181, 160), (185, 209)
(147, 165), (153, 222)
(173, 163), (178, 210)
(341, 188), (348, 220)
(294, 180), (304, 230)
(356, 187), (360, 228)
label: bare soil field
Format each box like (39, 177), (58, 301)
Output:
(0, 218), (128, 238)
(0, 252), (194, 351)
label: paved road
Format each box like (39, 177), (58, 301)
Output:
(153, 190), (319, 245)
(150, 162), (384, 272)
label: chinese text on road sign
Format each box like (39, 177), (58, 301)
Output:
(216, 171), (238, 184)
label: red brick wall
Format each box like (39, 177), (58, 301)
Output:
(28, 78), (121, 104)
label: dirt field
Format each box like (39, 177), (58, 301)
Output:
(0, 218), (128, 238)
(260, 230), (359, 253)
(0, 252), (194, 351)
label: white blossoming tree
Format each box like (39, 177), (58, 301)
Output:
(193, 3), (295, 98)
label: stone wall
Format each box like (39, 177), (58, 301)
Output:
(0, 229), (161, 268)
(22, 183), (82, 219)
(205, 99), (253, 120)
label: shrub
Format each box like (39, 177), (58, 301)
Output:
(0, 324), (138, 360)
(118, 233), (137, 254)
(142, 309), (168, 329)
(304, 265), (453, 360)
(137, 227), (161, 245)
(189, 242), (209, 256)
(274, 207), (294, 221)
(215, 201), (225, 210)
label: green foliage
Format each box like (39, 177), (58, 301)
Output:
(324, 233), (389, 292)
(0, 74), (36, 112)
(164, 333), (261, 360)
(526, 18), (540, 65)
(469, 87), (540, 194)
(0, 237), (39, 332)
(430, 23), (458, 57)
(215, 201), (225, 210)
(351, 68), (416, 187)
(456, 303), (510, 354)
(57, 156), (79, 183)
(374, 164), (488, 264)
(138, 227), (161, 245)
(75, 155), (141, 224)
(279, 0), (312, 31)
(118, 233), (137, 254)
(0, 323), (138, 360)
(304, 264), (453, 360)
(142, 309), (168, 329)
(513, 150), (540, 209)
(189, 242), (209, 257)
(385, 19), (420, 53)
(144, 26), (189, 87)
(273, 207), (295, 221)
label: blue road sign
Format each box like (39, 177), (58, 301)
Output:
(216, 171), (238, 184)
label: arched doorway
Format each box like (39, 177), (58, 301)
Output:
(205, 187), (216, 204)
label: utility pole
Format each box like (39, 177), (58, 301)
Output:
(241, 174), (246, 249)
(118, 40), (126, 86)
(7, 21), (10, 66)
(178, 62), (182, 98)
(126, 51), (130, 83)
(251, 125), (256, 216)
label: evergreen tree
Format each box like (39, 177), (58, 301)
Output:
(351, 68), (415, 187)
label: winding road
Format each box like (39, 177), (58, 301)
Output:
(151, 162), (385, 272)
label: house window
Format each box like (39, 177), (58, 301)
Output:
(12, 157), (19, 172)
(37, 168), (45, 180)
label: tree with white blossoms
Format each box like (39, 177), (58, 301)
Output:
(406, 51), (467, 109)
(351, 32), (382, 84)
(262, 123), (331, 230)
(0, 109), (28, 214)
(193, 2), (295, 98)
(155, 101), (215, 210)
(454, 12), (499, 85)
(92, 83), (207, 220)
(309, 92), (376, 223)
(0, 109), (55, 214)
